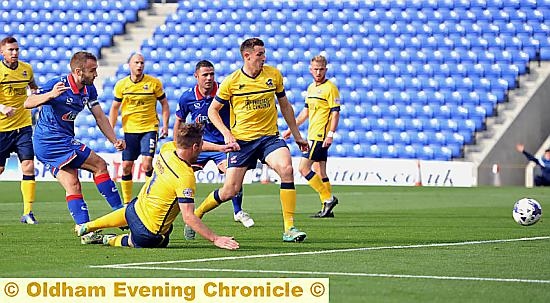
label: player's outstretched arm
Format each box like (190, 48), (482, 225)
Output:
(278, 95), (308, 151)
(108, 100), (121, 129)
(208, 100), (236, 144)
(282, 107), (308, 139)
(24, 82), (69, 109)
(91, 105), (125, 151)
(159, 96), (170, 139)
(179, 203), (239, 250)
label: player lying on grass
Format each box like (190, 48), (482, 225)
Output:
(74, 122), (239, 250)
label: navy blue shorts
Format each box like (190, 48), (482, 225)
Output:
(196, 151), (227, 167)
(125, 199), (171, 248)
(123, 131), (158, 161)
(0, 126), (34, 167)
(302, 140), (328, 162)
(227, 135), (288, 168)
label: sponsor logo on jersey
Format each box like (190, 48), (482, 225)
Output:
(61, 111), (78, 121)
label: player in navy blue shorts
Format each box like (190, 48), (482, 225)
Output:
(24, 51), (125, 243)
(0, 36), (40, 224)
(197, 38), (309, 242)
(174, 61), (254, 239)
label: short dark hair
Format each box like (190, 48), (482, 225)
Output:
(0, 36), (17, 47)
(175, 123), (204, 149)
(240, 38), (264, 56)
(70, 51), (97, 72)
(545, 149), (550, 153)
(195, 60), (214, 71)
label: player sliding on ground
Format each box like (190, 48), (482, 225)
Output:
(74, 123), (239, 250)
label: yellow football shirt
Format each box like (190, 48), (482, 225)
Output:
(0, 61), (34, 131)
(216, 65), (283, 141)
(134, 142), (196, 235)
(305, 79), (340, 141)
(113, 74), (165, 133)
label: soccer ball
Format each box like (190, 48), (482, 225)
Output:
(512, 198), (542, 226)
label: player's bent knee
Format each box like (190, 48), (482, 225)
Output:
(20, 160), (35, 174)
(219, 186), (240, 201)
(277, 164), (294, 179)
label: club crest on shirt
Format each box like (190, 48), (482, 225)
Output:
(266, 78), (273, 87)
(193, 102), (202, 109)
(183, 188), (193, 198)
(143, 84), (149, 90)
(22, 71), (28, 77)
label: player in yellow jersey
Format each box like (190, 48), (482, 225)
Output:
(283, 55), (340, 218)
(196, 37), (309, 242)
(109, 53), (170, 204)
(75, 123), (239, 250)
(0, 36), (39, 224)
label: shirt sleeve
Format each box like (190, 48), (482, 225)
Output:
(215, 76), (232, 104)
(154, 78), (166, 100)
(175, 95), (188, 120)
(113, 79), (123, 101)
(175, 173), (196, 204)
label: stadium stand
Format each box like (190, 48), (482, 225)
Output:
(1, 0), (549, 161)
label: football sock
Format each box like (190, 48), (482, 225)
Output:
(66, 194), (89, 224)
(21, 175), (36, 214)
(322, 177), (332, 194)
(232, 187), (243, 214)
(280, 182), (296, 232)
(304, 171), (332, 203)
(120, 174), (133, 204)
(108, 234), (130, 247)
(94, 173), (124, 210)
(87, 207), (127, 231)
(195, 189), (223, 219)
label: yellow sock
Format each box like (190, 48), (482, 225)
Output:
(108, 234), (129, 247)
(120, 179), (133, 204)
(280, 187), (296, 232)
(322, 178), (332, 194)
(21, 179), (36, 214)
(307, 173), (332, 203)
(195, 191), (221, 218)
(87, 207), (127, 232)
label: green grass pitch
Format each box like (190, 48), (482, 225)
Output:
(1, 181), (549, 302)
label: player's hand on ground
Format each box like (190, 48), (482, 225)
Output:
(0, 105), (15, 117)
(49, 82), (70, 98)
(213, 236), (239, 250)
(281, 129), (291, 140)
(295, 138), (309, 152)
(114, 139), (126, 151)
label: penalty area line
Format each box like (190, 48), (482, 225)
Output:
(90, 235), (550, 269)
(91, 266), (550, 284)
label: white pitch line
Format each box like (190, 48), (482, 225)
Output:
(91, 266), (550, 284)
(91, 235), (550, 269)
